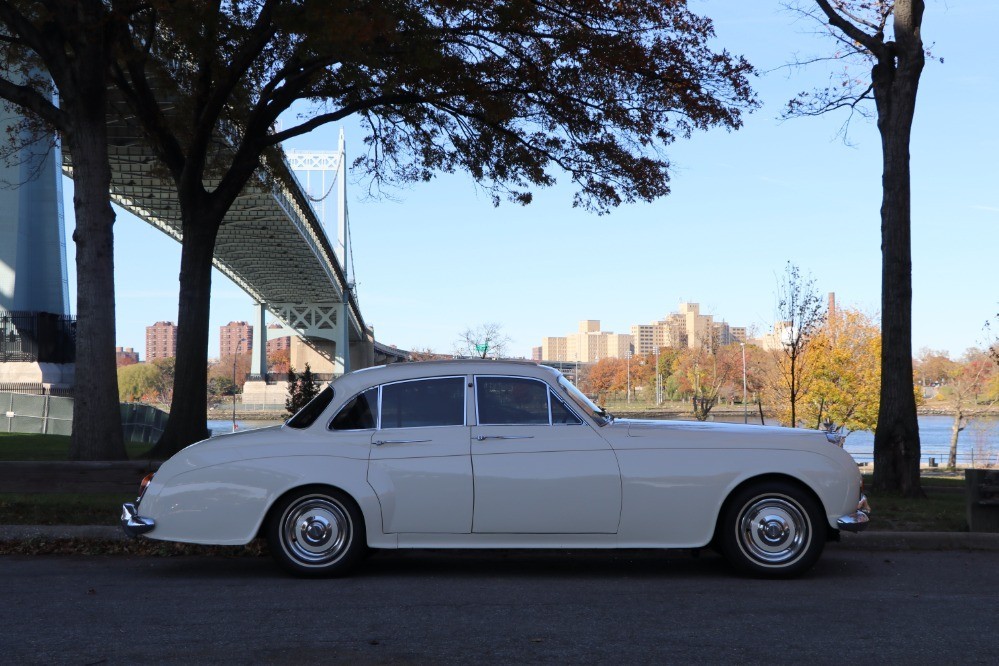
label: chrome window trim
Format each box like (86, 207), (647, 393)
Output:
(377, 375), (468, 430)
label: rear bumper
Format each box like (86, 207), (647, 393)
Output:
(120, 502), (156, 537)
(836, 494), (871, 533)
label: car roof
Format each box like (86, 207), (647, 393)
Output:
(334, 359), (561, 393)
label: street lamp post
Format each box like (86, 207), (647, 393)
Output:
(740, 342), (747, 425)
(232, 338), (245, 432)
(626, 352), (632, 404)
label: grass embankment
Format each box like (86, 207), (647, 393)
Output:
(0, 433), (155, 528)
(863, 474), (967, 532)
(0, 432), (153, 461)
(0, 434), (973, 532)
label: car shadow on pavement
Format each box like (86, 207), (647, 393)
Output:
(135, 545), (869, 581)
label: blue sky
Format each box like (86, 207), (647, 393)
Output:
(64, 0), (998, 360)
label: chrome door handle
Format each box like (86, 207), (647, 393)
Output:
(475, 435), (535, 441)
(372, 438), (431, 446)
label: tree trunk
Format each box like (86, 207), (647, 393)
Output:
(871, 1), (925, 497)
(150, 214), (219, 458)
(947, 408), (962, 470)
(67, 78), (125, 461)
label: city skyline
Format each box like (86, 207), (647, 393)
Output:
(58, 1), (997, 362)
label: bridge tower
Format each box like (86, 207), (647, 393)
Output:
(245, 129), (363, 397)
(0, 111), (74, 393)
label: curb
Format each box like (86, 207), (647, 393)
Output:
(3, 526), (999, 551)
(0, 525), (125, 542)
(833, 530), (999, 551)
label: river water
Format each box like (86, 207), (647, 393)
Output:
(843, 415), (999, 467)
(209, 416), (999, 467)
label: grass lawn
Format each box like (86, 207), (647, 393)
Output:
(0, 432), (153, 461)
(862, 473), (968, 532)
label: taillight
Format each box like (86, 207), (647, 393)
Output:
(137, 472), (155, 503)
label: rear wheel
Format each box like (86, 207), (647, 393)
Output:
(267, 487), (365, 577)
(719, 481), (825, 578)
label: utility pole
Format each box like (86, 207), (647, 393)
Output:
(232, 338), (245, 432)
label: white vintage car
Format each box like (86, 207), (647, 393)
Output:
(122, 360), (869, 577)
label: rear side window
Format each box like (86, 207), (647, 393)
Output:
(286, 386), (334, 429)
(329, 388), (378, 431)
(380, 377), (465, 429)
(477, 377), (550, 425)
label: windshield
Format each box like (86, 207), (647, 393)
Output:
(557, 375), (612, 426)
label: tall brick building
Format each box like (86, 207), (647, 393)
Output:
(145, 321), (177, 361)
(265, 322), (291, 354)
(115, 346), (140, 367)
(220, 321), (253, 358)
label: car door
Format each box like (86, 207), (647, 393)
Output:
(471, 375), (622, 534)
(363, 376), (473, 534)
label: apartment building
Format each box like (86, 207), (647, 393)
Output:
(266, 323), (291, 354)
(554, 303), (749, 359)
(220, 321), (253, 358)
(145, 321), (178, 361)
(115, 346), (140, 367)
(541, 320), (634, 362)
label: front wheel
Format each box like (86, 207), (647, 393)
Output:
(718, 481), (825, 578)
(267, 487), (365, 577)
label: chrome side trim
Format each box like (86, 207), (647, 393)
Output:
(120, 502), (156, 537)
(475, 435), (535, 441)
(372, 438), (432, 446)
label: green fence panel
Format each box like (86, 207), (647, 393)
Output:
(1, 392), (167, 441)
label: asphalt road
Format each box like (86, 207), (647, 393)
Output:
(3, 546), (998, 664)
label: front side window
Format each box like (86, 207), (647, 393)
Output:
(477, 377), (550, 425)
(550, 393), (583, 425)
(380, 377), (465, 429)
(329, 387), (378, 431)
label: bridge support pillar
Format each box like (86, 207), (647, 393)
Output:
(333, 303), (350, 375)
(250, 302), (267, 379)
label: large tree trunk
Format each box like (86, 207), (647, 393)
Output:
(67, 71), (125, 461)
(150, 214), (219, 458)
(871, 1), (924, 496)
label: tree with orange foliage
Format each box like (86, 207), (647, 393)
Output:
(585, 358), (628, 404)
(672, 344), (743, 421)
(268, 349), (291, 375)
(798, 308), (881, 436)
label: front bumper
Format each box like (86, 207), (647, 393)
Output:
(120, 502), (156, 537)
(836, 494), (871, 533)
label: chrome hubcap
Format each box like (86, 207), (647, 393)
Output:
(281, 496), (351, 566)
(738, 496), (809, 565)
